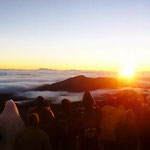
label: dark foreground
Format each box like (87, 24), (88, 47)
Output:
(0, 89), (150, 150)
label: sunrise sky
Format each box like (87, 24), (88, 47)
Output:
(0, 0), (150, 71)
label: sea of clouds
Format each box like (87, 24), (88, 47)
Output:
(0, 69), (117, 93)
(0, 69), (150, 103)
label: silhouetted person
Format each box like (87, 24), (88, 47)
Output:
(0, 100), (24, 150)
(28, 96), (55, 148)
(76, 91), (101, 150)
(101, 96), (125, 150)
(115, 109), (139, 150)
(55, 99), (76, 150)
(14, 113), (52, 150)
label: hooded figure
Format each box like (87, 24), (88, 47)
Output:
(28, 96), (55, 147)
(28, 96), (55, 130)
(76, 92), (101, 150)
(0, 100), (24, 150)
(28, 96), (55, 120)
(82, 91), (97, 111)
(14, 113), (52, 150)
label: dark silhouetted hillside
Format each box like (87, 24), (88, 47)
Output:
(35, 75), (118, 92)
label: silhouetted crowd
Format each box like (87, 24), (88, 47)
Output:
(1, 90), (150, 150)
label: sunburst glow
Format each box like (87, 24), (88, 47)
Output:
(120, 64), (135, 78)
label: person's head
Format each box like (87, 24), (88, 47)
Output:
(82, 91), (96, 110)
(61, 99), (72, 114)
(26, 113), (39, 128)
(35, 96), (49, 107)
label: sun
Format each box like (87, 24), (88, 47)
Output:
(119, 64), (135, 78)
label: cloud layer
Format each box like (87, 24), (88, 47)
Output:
(0, 69), (117, 93)
(0, 69), (150, 103)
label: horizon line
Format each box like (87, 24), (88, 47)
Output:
(0, 68), (150, 72)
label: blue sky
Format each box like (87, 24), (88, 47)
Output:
(0, 0), (150, 71)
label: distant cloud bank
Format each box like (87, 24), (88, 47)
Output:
(0, 69), (150, 102)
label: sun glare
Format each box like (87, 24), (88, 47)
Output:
(119, 64), (135, 78)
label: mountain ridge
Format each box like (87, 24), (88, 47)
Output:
(35, 75), (118, 92)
